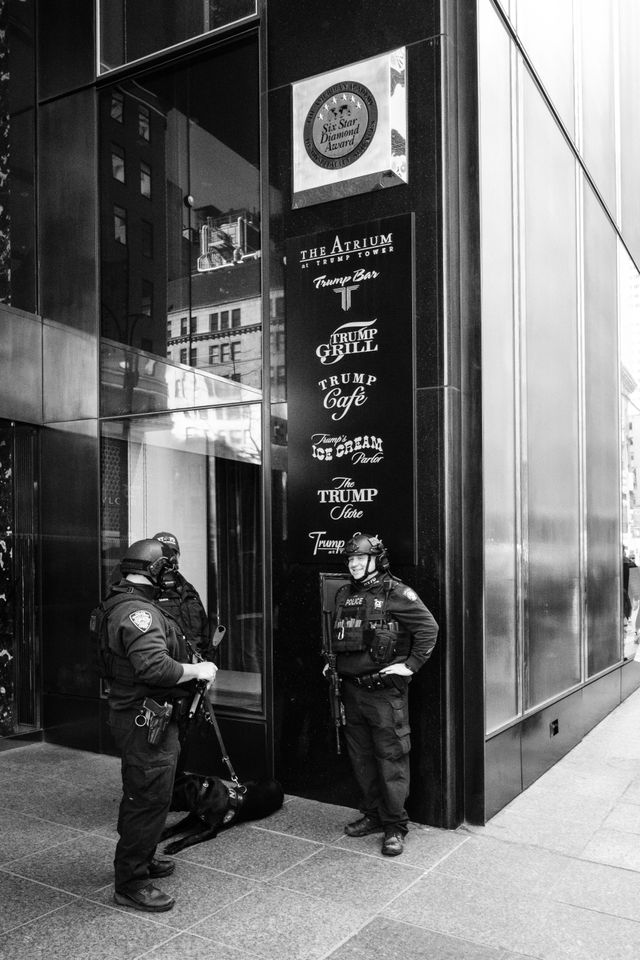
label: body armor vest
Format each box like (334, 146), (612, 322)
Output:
(332, 582), (409, 665)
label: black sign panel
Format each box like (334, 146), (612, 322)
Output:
(286, 214), (415, 563)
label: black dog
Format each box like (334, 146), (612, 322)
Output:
(161, 773), (284, 853)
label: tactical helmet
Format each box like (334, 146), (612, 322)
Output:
(120, 538), (171, 585)
(343, 532), (389, 571)
(152, 531), (180, 555)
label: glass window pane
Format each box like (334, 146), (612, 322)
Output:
(112, 145), (125, 182)
(99, 0), (257, 73)
(100, 405), (263, 713)
(99, 40), (261, 417)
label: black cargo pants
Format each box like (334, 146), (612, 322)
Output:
(342, 677), (411, 833)
(109, 708), (180, 892)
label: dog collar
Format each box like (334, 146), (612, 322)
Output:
(222, 783), (245, 824)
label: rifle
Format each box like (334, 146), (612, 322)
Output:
(325, 651), (346, 755)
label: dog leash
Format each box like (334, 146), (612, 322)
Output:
(184, 633), (246, 794)
(200, 694), (245, 793)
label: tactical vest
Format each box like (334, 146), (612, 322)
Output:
(332, 581), (409, 665)
(91, 589), (185, 685)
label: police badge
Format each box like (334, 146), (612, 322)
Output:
(129, 610), (153, 632)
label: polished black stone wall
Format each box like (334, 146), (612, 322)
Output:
(266, 0), (463, 827)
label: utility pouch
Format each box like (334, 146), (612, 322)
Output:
(368, 627), (397, 665)
(135, 697), (173, 746)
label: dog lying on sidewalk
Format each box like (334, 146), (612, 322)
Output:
(161, 773), (285, 853)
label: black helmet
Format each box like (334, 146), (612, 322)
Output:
(120, 538), (171, 585)
(152, 531), (180, 555)
(343, 532), (389, 571)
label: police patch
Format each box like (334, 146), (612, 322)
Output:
(403, 588), (418, 602)
(129, 610), (152, 632)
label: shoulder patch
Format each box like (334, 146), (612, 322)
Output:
(129, 610), (153, 632)
(403, 588), (418, 602)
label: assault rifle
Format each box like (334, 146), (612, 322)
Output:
(325, 650), (346, 755)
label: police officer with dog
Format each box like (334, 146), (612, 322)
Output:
(326, 532), (438, 857)
(103, 539), (216, 913)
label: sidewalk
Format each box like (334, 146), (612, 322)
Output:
(3, 691), (640, 960)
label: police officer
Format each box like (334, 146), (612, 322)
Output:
(152, 531), (211, 659)
(328, 532), (438, 856)
(105, 539), (216, 912)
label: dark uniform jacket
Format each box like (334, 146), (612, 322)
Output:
(333, 573), (438, 677)
(155, 572), (210, 658)
(105, 581), (186, 711)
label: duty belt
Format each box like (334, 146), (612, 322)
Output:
(342, 671), (392, 691)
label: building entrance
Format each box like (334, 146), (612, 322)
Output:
(0, 420), (39, 741)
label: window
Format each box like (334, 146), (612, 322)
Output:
(190, 346), (198, 367)
(209, 345), (219, 364)
(111, 145), (125, 182)
(98, 1), (257, 73)
(114, 206), (127, 244)
(231, 341), (241, 362)
(111, 90), (124, 121)
(138, 105), (150, 141)
(99, 38), (262, 412)
(220, 343), (230, 363)
(167, 321), (172, 339)
(142, 220), (153, 258)
(190, 316), (197, 334)
(140, 162), (151, 198)
(141, 280), (153, 317)
(179, 348), (187, 364)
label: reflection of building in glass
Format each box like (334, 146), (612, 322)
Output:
(100, 81), (168, 355)
(168, 253), (261, 387)
(167, 260), (284, 392)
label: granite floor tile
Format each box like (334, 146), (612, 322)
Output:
(273, 844), (423, 911)
(0, 810), (86, 864)
(383, 873), (640, 959)
(327, 916), (510, 960)
(91, 860), (259, 928)
(601, 800), (640, 834)
(191, 883), (372, 960)
(496, 787), (613, 827)
(5, 833), (116, 895)
(0, 898), (175, 960)
(480, 809), (597, 856)
(0, 743), (121, 791)
(580, 826), (640, 872)
(259, 796), (356, 843)
(0, 775), (119, 832)
(171, 822), (323, 880)
(551, 856), (640, 922)
(332, 821), (469, 869)
(621, 777), (640, 805)
(429, 835), (570, 898)
(137, 930), (262, 959)
(0, 871), (76, 934)
(519, 764), (634, 802)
